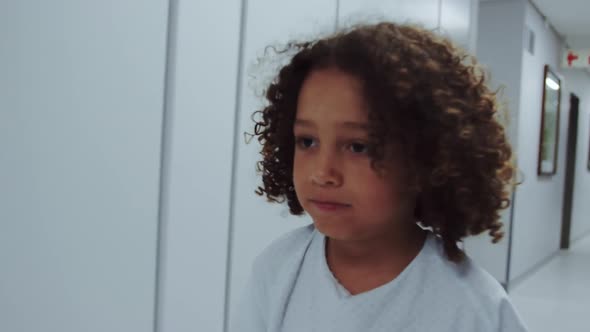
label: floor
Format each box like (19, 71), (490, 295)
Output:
(509, 234), (590, 332)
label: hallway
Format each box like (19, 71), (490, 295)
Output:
(510, 233), (590, 332)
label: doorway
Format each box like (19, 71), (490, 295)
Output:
(560, 93), (580, 249)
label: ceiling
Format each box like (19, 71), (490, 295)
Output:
(528, 0), (590, 48)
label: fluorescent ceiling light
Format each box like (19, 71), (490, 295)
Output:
(545, 77), (560, 90)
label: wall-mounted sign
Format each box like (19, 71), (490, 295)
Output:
(562, 49), (590, 68)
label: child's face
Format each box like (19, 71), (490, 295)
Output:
(292, 67), (417, 241)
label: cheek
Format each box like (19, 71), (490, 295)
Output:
(353, 168), (404, 215)
(292, 153), (307, 198)
(357, 175), (396, 206)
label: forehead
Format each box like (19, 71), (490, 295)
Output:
(296, 68), (368, 123)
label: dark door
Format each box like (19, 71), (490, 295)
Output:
(560, 93), (580, 249)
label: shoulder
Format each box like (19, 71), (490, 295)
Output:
(424, 235), (507, 300)
(251, 223), (316, 279)
(420, 235), (527, 331)
(231, 224), (317, 332)
(244, 223), (317, 327)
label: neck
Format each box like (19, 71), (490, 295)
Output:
(326, 222), (427, 270)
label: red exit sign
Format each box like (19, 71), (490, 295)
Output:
(562, 49), (590, 68)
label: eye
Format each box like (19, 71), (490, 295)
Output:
(295, 136), (316, 149)
(348, 142), (368, 154)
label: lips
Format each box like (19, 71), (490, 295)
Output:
(309, 199), (351, 211)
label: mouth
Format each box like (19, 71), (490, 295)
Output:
(309, 199), (351, 211)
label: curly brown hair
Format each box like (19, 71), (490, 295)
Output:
(252, 22), (514, 262)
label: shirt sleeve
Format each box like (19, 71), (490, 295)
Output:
(229, 262), (267, 332)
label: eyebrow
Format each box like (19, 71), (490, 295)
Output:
(341, 121), (370, 131)
(294, 119), (369, 131)
(294, 119), (316, 128)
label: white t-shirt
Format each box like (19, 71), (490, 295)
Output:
(231, 224), (528, 332)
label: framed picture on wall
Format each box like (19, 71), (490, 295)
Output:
(537, 65), (561, 176)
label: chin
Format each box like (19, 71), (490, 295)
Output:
(311, 218), (359, 241)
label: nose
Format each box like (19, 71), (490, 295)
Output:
(310, 150), (342, 187)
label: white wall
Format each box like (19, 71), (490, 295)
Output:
(563, 71), (590, 242)
(0, 3), (17, 162)
(337, 0), (477, 52)
(155, 1), (242, 332)
(338, 0), (439, 29)
(0, 1), (168, 331)
(509, 0), (567, 281)
(440, 0), (478, 52)
(463, 0), (526, 285)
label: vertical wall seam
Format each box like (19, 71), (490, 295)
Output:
(223, 0), (249, 331)
(153, 0), (179, 331)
